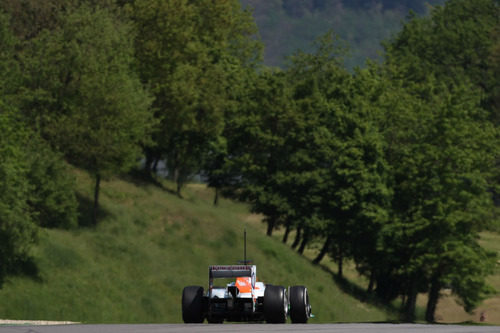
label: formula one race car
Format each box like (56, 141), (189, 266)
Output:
(182, 265), (312, 323)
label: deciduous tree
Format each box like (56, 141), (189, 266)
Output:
(285, 33), (390, 273)
(380, 0), (500, 321)
(131, 0), (261, 197)
(20, 4), (153, 225)
(0, 109), (37, 287)
(0, 15), (36, 280)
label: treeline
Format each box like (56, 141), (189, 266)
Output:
(0, 0), (498, 324)
(209, 0), (500, 322)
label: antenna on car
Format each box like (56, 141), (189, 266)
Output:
(238, 228), (252, 265)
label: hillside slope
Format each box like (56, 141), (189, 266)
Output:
(0, 170), (391, 323)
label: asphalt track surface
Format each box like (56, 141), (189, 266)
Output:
(1, 324), (499, 333)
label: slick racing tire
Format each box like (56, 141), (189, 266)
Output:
(182, 286), (204, 323)
(289, 285), (311, 323)
(264, 285), (287, 323)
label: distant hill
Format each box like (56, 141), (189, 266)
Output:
(241, 0), (446, 68)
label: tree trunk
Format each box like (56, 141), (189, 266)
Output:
(172, 167), (183, 198)
(334, 243), (344, 277)
(266, 217), (275, 236)
(298, 229), (309, 254)
(152, 158), (159, 173)
(144, 151), (154, 173)
(144, 149), (159, 174)
(291, 226), (302, 249)
(425, 277), (441, 323)
(403, 280), (418, 322)
(282, 221), (291, 243)
(337, 251), (343, 277)
(93, 173), (101, 226)
(213, 187), (219, 206)
(176, 180), (183, 198)
(313, 235), (332, 264)
(367, 270), (375, 293)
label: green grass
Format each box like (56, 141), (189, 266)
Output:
(479, 232), (500, 292)
(0, 169), (392, 323)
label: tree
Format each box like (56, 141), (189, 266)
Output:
(0, 0), (77, 40)
(416, 81), (498, 321)
(0, 5), (81, 231)
(368, 65), (499, 321)
(379, 0), (500, 321)
(25, 137), (78, 229)
(20, 4), (153, 225)
(221, 69), (299, 235)
(491, 23), (500, 125)
(130, 0), (261, 196)
(385, 0), (500, 117)
(0, 9), (20, 104)
(0, 109), (38, 287)
(282, 33), (391, 275)
(0, 0), (125, 42)
(489, 23), (500, 211)
(0, 12), (37, 285)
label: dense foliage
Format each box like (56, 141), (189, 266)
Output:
(0, 10), (78, 285)
(0, 0), (498, 323)
(131, 0), (261, 196)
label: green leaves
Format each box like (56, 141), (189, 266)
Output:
(25, 137), (78, 229)
(222, 69), (298, 233)
(0, 10), (79, 285)
(16, 3), (154, 225)
(132, 0), (261, 195)
(373, 0), (500, 320)
(24, 4), (153, 178)
(0, 108), (37, 286)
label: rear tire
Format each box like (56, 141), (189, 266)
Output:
(264, 285), (287, 323)
(182, 286), (204, 323)
(289, 286), (310, 323)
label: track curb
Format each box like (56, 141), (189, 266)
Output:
(0, 319), (79, 325)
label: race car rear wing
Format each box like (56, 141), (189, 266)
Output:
(208, 265), (256, 291)
(209, 265), (255, 278)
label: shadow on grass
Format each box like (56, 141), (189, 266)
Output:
(10, 256), (42, 283)
(76, 193), (113, 228)
(316, 262), (401, 318)
(123, 168), (177, 196)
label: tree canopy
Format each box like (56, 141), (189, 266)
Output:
(19, 4), (153, 224)
(131, 0), (261, 196)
